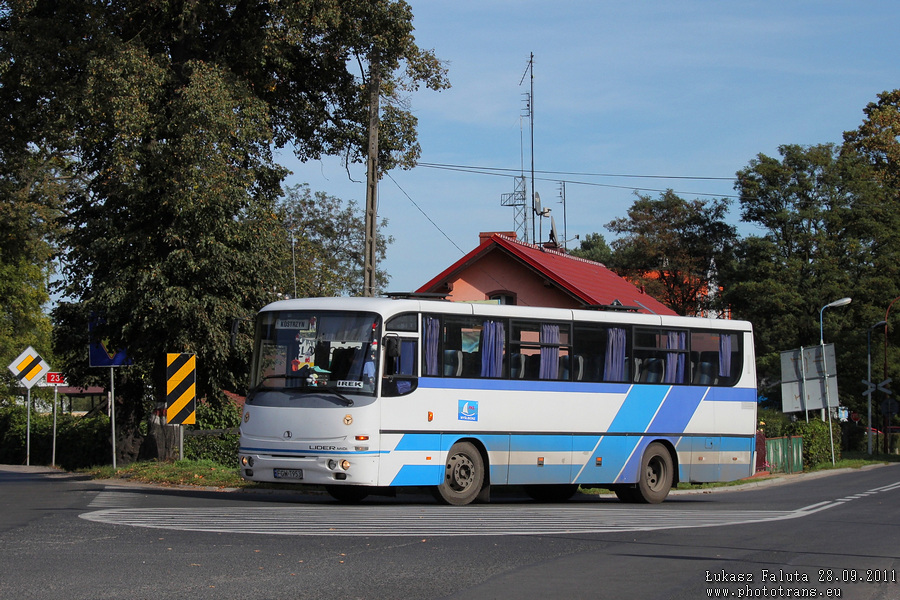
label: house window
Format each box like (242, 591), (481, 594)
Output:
(488, 291), (516, 305)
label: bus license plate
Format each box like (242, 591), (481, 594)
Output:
(273, 469), (303, 480)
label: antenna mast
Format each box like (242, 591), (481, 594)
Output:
(520, 53), (536, 243)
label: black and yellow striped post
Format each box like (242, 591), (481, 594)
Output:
(166, 353), (196, 426)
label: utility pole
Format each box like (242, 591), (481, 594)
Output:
(363, 57), (381, 297)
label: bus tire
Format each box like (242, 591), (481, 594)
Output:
(635, 442), (673, 504)
(524, 484), (579, 503)
(435, 441), (484, 506)
(325, 485), (369, 503)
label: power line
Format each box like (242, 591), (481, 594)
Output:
(416, 162), (734, 181)
(385, 171), (466, 255)
(416, 162), (739, 199)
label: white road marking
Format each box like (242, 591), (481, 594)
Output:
(79, 480), (900, 537)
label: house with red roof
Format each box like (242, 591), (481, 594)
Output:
(416, 232), (677, 316)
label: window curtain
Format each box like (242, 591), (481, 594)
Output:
(719, 334), (732, 378)
(604, 327), (627, 382)
(664, 331), (686, 384)
(539, 324), (560, 379)
(424, 317), (440, 376)
(480, 320), (505, 377)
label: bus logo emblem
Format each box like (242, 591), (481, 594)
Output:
(458, 400), (478, 422)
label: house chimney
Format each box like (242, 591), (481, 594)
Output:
(479, 231), (517, 244)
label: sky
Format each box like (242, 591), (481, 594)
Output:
(278, 1), (900, 295)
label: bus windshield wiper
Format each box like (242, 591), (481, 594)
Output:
(312, 385), (354, 406)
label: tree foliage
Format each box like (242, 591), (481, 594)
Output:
(0, 145), (72, 402)
(605, 190), (737, 316)
(0, 0), (446, 462)
(568, 232), (613, 266)
(724, 142), (892, 409)
(278, 184), (392, 299)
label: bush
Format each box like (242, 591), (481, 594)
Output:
(758, 408), (791, 438)
(786, 418), (842, 469)
(183, 398), (242, 467)
(0, 405), (111, 469)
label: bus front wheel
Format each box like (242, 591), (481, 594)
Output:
(435, 441), (484, 506)
(635, 442), (673, 504)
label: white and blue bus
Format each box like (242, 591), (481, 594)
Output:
(238, 296), (757, 504)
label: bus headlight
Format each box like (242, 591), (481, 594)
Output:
(340, 460), (351, 471)
(328, 459), (338, 470)
(241, 456), (254, 467)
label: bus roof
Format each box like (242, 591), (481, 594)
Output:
(259, 297), (752, 332)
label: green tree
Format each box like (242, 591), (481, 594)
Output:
(724, 143), (883, 408)
(568, 232), (613, 265)
(279, 184), (392, 298)
(605, 190), (737, 316)
(841, 90), (900, 430)
(0, 147), (72, 402)
(1, 0), (447, 462)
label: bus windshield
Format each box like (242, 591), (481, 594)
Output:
(250, 310), (381, 396)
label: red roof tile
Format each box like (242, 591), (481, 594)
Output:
(417, 233), (676, 316)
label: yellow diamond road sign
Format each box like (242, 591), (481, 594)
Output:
(7, 346), (50, 390)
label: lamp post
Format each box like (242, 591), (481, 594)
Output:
(883, 295), (900, 454)
(867, 320), (887, 455)
(819, 297), (851, 465)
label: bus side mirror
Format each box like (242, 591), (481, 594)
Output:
(384, 336), (401, 358)
(231, 317), (252, 349)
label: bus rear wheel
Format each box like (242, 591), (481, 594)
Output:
(635, 442), (673, 504)
(435, 441), (484, 506)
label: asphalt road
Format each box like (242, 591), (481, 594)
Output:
(1, 464), (899, 600)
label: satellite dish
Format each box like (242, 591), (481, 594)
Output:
(549, 216), (559, 246)
(533, 192), (550, 216)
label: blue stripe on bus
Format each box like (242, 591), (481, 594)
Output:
(573, 435), (641, 484)
(647, 386), (706, 433)
(721, 436), (755, 452)
(417, 377), (756, 402)
(393, 434), (441, 452)
(390, 464), (443, 486)
(607, 385), (669, 433)
(509, 434), (572, 452)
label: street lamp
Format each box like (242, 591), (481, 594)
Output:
(867, 320), (887, 455)
(820, 297), (852, 345)
(819, 297), (851, 465)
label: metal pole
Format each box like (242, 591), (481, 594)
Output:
(799, 346), (809, 423)
(868, 329), (874, 455)
(884, 297), (900, 454)
(110, 367), (117, 470)
(821, 340), (836, 465)
(25, 387), (31, 466)
(819, 298), (851, 465)
(52, 386), (58, 467)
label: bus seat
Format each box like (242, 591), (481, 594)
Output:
(697, 362), (715, 385)
(509, 353), (525, 379)
(443, 350), (462, 377)
(571, 354), (584, 381)
(640, 358), (663, 383)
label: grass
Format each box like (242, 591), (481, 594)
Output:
(81, 459), (251, 489)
